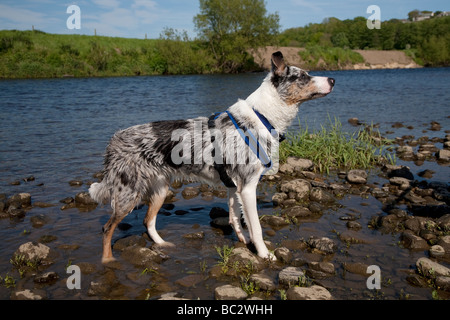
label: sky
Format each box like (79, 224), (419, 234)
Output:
(0, 0), (448, 39)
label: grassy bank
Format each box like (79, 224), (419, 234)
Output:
(279, 117), (395, 174)
(298, 45), (365, 70)
(0, 30), (216, 78)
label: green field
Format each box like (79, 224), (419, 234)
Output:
(0, 29), (215, 78)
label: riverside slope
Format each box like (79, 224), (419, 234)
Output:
(251, 46), (421, 71)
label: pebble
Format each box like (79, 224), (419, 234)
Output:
(416, 257), (450, 278)
(286, 285), (332, 300)
(278, 267), (305, 286)
(429, 245), (445, 258)
(346, 169), (367, 184)
(215, 284), (247, 300)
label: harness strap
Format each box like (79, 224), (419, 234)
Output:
(208, 109), (282, 188)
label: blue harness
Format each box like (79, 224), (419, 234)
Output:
(209, 109), (285, 187)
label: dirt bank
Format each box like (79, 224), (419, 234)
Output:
(251, 46), (421, 70)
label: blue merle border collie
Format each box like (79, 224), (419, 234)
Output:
(89, 51), (335, 263)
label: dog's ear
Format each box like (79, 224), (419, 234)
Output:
(271, 51), (286, 75)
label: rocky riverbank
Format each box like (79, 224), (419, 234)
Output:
(251, 46), (421, 71)
(0, 121), (449, 300)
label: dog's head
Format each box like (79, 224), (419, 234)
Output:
(270, 51), (335, 105)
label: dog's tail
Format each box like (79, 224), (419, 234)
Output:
(89, 181), (110, 205)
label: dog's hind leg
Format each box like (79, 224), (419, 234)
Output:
(102, 192), (139, 263)
(228, 187), (249, 244)
(143, 183), (173, 247)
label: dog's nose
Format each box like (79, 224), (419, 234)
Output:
(328, 78), (335, 87)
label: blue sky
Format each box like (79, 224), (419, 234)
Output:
(0, 0), (447, 39)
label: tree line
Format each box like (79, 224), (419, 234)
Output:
(279, 14), (450, 67)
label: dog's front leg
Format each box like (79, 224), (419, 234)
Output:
(239, 182), (276, 261)
(228, 187), (249, 244)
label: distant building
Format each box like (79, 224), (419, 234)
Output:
(412, 11), (434, 21)
(436, 11), (450, 17)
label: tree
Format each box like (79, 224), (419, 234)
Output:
(194, 0), (280, 73)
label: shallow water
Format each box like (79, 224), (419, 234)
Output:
(0, 68), (449, 300)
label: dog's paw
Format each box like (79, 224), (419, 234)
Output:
(153, 241), (176, 249)
(101, 256), (116, 264)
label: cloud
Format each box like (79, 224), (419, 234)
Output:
(0, 3), (61, 30)
(289, 0), (324, 12)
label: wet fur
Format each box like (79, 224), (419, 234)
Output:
(90, 51), (335, 263)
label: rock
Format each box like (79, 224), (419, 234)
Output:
(401, 232), (429, 250)
(210, 217), (232, 231)
(307, 237), (337, 254)
(74, 192), (97, 206)
(346, 221), (362, 230)
(416, 257), (450, 278)
(272, 192), (288, 206)
(274, 247), (292, 263)
(215, 284), (248, 300)
(228, 247), (265, 271)
(280, 179), (311, 200)
(418, 169), (435, 179)
(12, 289), (45, 300)
(436, 276), (450, 292)
(343, 262), (370, 276)
(406, 274), (429, 287)
(346, 170), (367, 184)
(159, 292), (189, 300)
(14, 242), (51, 262)
(262, 215), (289, 228)
(286, 285), (332, 300)
(69, 180), (83, 186)
(283, 206), (313, 218)
(309, 261), (335, 275)
(7, 193), (31, 208)
(437, 215), (450, 232)
(113, 235), (146, 251)
(30, 215), (50, 228)
(181, 187), (200, 199)
(437, 235), (450, 253)
(389, 177), (411, 190)
(278, 267), (305, 287)
(429, 245), (445, 258)
(437, 149), (450, 162)
(348, 117), (361, 126)
(209, 207), (228, 219)
(250, 273), (276, 291)
(279, 163), (294, 174)
(34, 271), (59, 284)
(183, 231), (205, 239)
(121, 245), (168, 267)
(286, 157), (314, 171)
(175, 274), (204, 288)
(384, 164), (414, 180)
(397, 145), (414, 154)
(309, 187), (334, 203)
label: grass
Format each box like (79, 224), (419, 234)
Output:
(298, 45), (365, 70)
(279, 117), (395, 174)
(0, 29), (214, 78)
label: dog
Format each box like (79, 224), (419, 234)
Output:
(89, 51), (335, 263)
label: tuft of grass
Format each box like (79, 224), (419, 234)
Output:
(279, 116), (395, 174)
